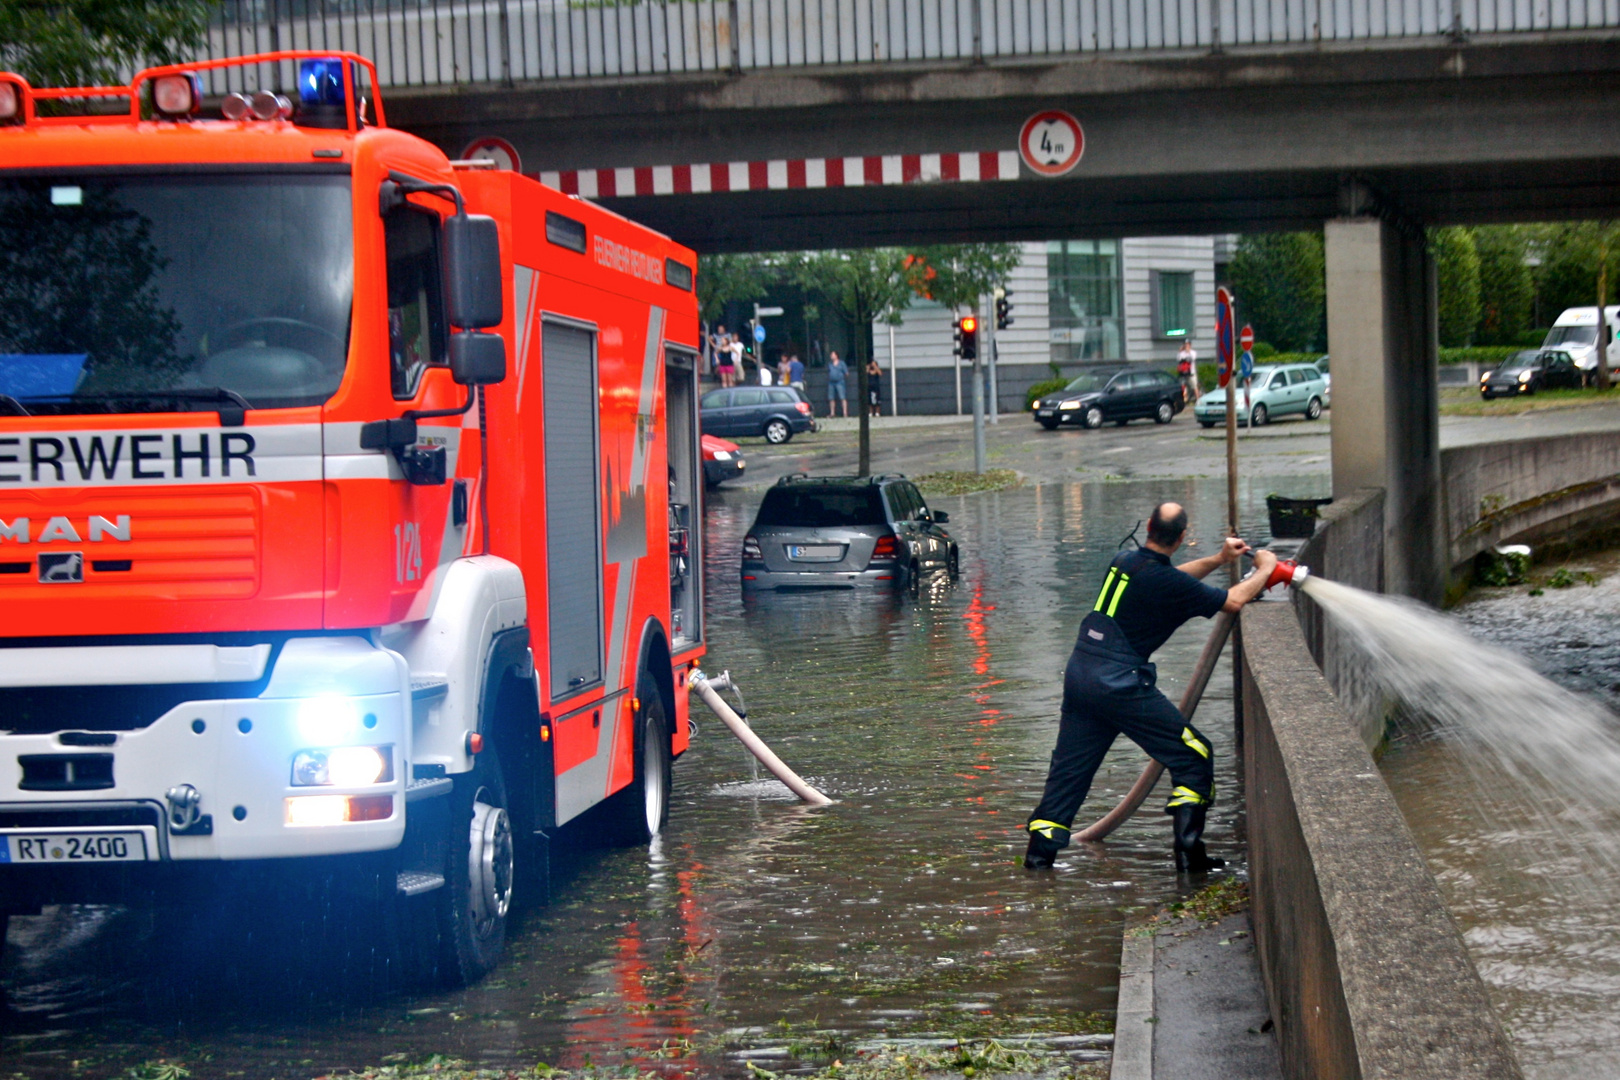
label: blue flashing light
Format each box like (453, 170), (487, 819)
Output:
(298, 58), (348, 107)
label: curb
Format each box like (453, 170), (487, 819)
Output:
(1111, 929), (1154, 1080)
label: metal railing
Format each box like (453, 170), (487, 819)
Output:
(195, 0), (1620, 91)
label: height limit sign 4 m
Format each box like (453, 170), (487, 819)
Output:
(1019, 110), (1084, 176)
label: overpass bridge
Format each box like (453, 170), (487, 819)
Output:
(199, 0), (1620, 600)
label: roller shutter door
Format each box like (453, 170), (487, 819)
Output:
(542, 321), (604, 699)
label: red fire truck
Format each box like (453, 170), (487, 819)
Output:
(0, 52), (704, 984)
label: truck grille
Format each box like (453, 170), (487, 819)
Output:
(0, 488), (261, 598)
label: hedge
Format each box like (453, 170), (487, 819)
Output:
(1439, 346), (1525, 366)
(1025, 378), (1069, 410)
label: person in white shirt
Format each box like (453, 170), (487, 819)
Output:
(1177, 340), (1200, 402)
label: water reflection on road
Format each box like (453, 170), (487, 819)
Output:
(1, 476), (1298, 1079)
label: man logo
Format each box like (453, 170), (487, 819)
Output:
(39, 552), (83, 583)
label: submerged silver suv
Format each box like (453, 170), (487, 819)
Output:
(741, 475), (959, 590)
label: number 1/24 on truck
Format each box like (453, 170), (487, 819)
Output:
(0, 53), (705, 986)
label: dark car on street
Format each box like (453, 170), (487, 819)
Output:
(1480, 350), (1583, 398)
(1032, 367), (1185, 429)
(701, 386), (817, 444)
(741, 474), (959, 591)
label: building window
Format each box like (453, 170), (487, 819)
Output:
(1153, 271), (1194, 339)
(1047, 239), (1123, 363)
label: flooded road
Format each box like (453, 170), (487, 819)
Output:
(1380, 563), (1620, 1080)
(1, 475), (1305, 1079)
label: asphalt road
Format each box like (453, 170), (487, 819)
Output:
(717, 399), (1620, 490)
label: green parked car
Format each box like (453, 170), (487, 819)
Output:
(1193, 364), (1330, 428)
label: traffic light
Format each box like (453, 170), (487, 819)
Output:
(995, 290), (1013, 331)
(958, 315), (978, 361)
(744, 320), (757, 357)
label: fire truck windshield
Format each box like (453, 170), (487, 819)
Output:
(0, 172), (353, 415)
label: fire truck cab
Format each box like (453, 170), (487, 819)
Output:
(0, 53), (704, 985)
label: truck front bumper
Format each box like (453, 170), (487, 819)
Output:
(0, 637), (411, 863)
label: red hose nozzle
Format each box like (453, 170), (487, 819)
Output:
(1265, 559), (1310, 590)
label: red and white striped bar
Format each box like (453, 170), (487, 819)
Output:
(535, 151), (1022, 198)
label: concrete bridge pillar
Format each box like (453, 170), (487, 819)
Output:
(1324, 217), (1445, 603)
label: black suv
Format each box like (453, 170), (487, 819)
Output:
(701, 386), (818, 444)
(741, 475), (959, 590)
(1032, 367), (1185, 429)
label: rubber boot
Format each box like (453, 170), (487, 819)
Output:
(1170, 803), (1225, 873)
(1023, 822), (1069, 870)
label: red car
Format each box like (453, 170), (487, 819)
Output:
(703, 434), (746, 487)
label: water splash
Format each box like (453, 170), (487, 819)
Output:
(1299, 575), (1620, 893)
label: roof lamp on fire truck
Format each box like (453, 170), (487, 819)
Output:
(298, 57), (355, 129)
(151, 73), (201, 118)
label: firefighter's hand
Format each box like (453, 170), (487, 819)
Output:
(1251, 548), (1279, 580)
(1221, 536), (1251, 564)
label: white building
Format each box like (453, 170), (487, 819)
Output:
(875, 237), (1218, 414)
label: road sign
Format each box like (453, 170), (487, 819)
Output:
(460, 136), (521, 172)
(1018, 110), (1085, 177)
(754, 305), (785, 317)
(1215, 287), (1235, 388)
(1239, 350), (1255, 382)
(1240, 324), (1254, 353)
(753, 324), (767, 343)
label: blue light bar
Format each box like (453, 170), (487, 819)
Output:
(298, 58), (347, 107)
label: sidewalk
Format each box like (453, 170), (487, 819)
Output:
(1112, 912), (1282, 1080)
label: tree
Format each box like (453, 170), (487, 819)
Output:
(696, 252), (773, 325)
(1531, 221), (1620, 386)
(1432, 226), (1482, 347)
(903, 243), (1023, 313)
(1472, 226), (1533, 346)
(792, 249), (916, 475)
(1227, 233), (1324, 352)
(0, 0), (219, 88)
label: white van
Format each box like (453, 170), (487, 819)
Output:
(1542, 306), (1620, 377)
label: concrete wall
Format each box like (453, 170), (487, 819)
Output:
(1240, 603), (1523, 1080)
(1440, 430), (1620, 575)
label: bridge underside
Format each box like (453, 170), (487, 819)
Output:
(389, 37), (1620, 250)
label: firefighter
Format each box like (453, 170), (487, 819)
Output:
(1023, 502), (1277, 873)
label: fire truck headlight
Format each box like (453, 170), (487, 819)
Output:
(292, 745), (392, 787)
(0, 82), (20, 123)
(152, 74), (201, 118)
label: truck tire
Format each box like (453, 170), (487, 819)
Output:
(606, 673), (671, 846)
(437, 749), (514, 987)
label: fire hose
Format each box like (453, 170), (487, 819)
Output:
(688, 668), (832, 806)
(1074, 558), (1307, 841)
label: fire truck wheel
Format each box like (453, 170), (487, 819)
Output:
(438, 750), (514, 986)
(607, 675), (672, 846)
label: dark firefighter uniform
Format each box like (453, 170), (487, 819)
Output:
(1025, 545), (1228, 871)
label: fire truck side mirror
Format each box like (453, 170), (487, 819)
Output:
(444, 214), (503, 331)
(450, 331), (507, 386)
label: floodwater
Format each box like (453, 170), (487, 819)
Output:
(1379, 567), (1620, 1080)
(0, 475), (1300, 1079)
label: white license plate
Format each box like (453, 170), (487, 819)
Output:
(1037, 409), (1054, 417)
(1, 830), (150, 863)
(788, 544), (844, 560)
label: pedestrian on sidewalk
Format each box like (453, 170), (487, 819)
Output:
(1023, 503), (1276, 874)
(715, 329), (737, 388)
(788, 353), (806, 396)
(826, 351), (849, 418)
(866, 357), (884, 417)
(1177, 340), (1200, 403)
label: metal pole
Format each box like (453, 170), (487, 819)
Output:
(499, 0), (513, 86)
(971, 0), (984, 63)
(972, 349), (986, 473)
(985, 291), (1000, 424)
(889, 322), (900, 416)
(728, 0), (743, 73)
(954, 335), (963, 415)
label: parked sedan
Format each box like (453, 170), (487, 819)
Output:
(701, 386), (817, 444)
(1194, 364), (1329, 427)
(1480, 350), (1582, 398)
(741, 474), (958, 591)
(1031, 367), (1184, 429)
(702, 434), (746, 487)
